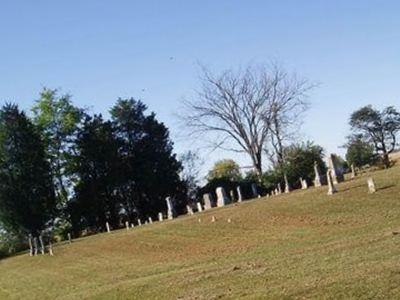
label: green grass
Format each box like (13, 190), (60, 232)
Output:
(1, 165), (400, 299)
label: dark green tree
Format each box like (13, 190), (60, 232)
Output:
(68, 115), (122, 232)
(345, 134), (377, 167)
(350, 105), (400, 168)
(110, 98), (184, 218)
(0, 104), (56, 238)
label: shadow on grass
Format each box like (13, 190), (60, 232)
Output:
(378, 184), (396, 191)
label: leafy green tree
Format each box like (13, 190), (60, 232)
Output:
(32, 88), (84, 205)
(0, 104), (56, 238)
(111, 98), (184, 218)
(345, 134), (377, 167)
(207, 159), (242, 182)
(278, 142), (326, 189)
(68, 115), (122, 232)
(350, 105), (400, 168)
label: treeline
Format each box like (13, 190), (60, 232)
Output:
(0, 89), (188, 256)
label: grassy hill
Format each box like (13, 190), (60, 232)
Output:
(0, 165), (400, 299)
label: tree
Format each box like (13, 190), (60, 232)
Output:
(182, 63), (314, 177)
(350, 105), (400, 168)
(278, 142), (326, 188)
(207, 159), (242, 182)
(0, 104), (56, 238)
(68, 115), (122, 232)
(111, 98), (184, 218)
(345, 134), (377, 167)
(179, 150), (203, 202)
(32, 88), (84, 206)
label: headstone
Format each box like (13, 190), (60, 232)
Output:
(131, 223), (134, 228)
(67, 233), (72, 244)
(125, 221), (129, 230)
(106, 222), (111, 233)
(33, 237), (38, 255)
(351, 164), (356, 179)
(314, 161), (322, 187)
(38, 235), (45, 255)
(197, 202), (203, 212)
(277, 183), (282, 195)
(138, 219), (142, 226)
(148, 217), (153, 224)
(300, 178), (308, 190)
(367, 177), (376, 193)
(48, 242), (54, 256)
(158, 212), (163, 222)
(28, 235), (33, 256)
(216, 187), (229, 207)
(230, 190), (235, 202)
(328, 154), (344, 184)
(236, 186), (243, 202)
(327, 169), (337, 195)
(203, 193), (213, 210)
(251, 183), (259, 198)
(166, 197), (176, 220)
(284, 174), (291, 193)
(211, 216), (216, 222)
(186, 204), (194, 215)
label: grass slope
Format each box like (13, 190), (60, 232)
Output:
(1, 166), (400, 299)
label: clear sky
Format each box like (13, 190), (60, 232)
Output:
(1, 1), (399, 177)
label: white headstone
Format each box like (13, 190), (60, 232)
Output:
(216, 187), (229, 207)
(197, 202), (203, 212)
(148, 217), (153, 224)
(351, 163), (356, 179)
(131, 223), (134, 228)
(67, 233), (72, 244)
(166, 197), (175, 220)
(314, 161), (322, 187)
(327, 169), (337, 195)
(186, 204), (194, 215)
(138, 219), (142, 226)
(236, 186), (243, 202)
(106, 222), (111, 233)
(203, 194), (213, 210)
(39, 235), (45, 255)
(211, 216), (216, 222)
(125, 221), (129, 230)
(158, 212), (163, 222)
(277, 183), (282, 195)
(300, 178), (308, 190)
(367, 177), (376, 193)
(284, 174), (291, 193)
(28, 235), (33, 256)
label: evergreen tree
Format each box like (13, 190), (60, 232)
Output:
(0, 104), (56, 237)
(68, 115), (122, 232)
(110, 98), (184, 218)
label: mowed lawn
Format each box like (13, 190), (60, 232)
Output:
(1, 166), (400, 299)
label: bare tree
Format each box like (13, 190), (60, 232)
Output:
(181, 63), (314, 177)
(267, 65), (313, 168)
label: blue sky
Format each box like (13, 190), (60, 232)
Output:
(1, 1), (399, 177)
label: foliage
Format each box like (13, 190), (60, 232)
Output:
(277, 142), (326, 189)
(207, 159), (242, 182)
(110, 98), (185, 219)
(179, 150), (202, 202)
(350, 105), (400, 167)
(345, 134), (377, 167)
(32, 88), (84, 206)
(68, 115), (122, 232)
(0, 104), (56, 237)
